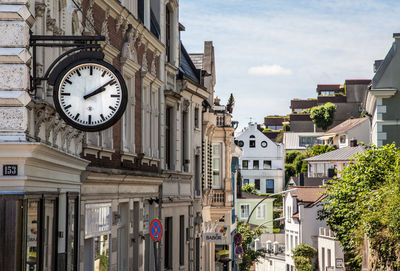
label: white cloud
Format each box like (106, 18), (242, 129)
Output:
(248, 65), (293, 76)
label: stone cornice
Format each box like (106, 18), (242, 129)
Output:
(366, 88), (397, 114)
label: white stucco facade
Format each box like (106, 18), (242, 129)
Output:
(236, 123), (284, 194)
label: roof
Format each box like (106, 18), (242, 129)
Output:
(304, 145), (365, 162)
(289, 186), (326, 204)
(179, 43), (200, 83)
(317, 84), (344, 91)
(372, 41), (396, 87)
(323, 117), (368, 135)
(345, 79), (371, 85)
(189, 53), (203, 70)
(290, 99), (318, 109)
(238, 192), (265, 199)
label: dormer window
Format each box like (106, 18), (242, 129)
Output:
(249, 135), (255, 148)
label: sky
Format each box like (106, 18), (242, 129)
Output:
(179, 0), (400, 130)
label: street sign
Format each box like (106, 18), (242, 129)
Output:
(149, 219), (163, 242)
(233, 233), (242, 246)
(235, 245), (244, 258)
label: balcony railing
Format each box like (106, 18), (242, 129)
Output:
(212, 190), (225, 206)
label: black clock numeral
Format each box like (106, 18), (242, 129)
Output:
(61, 93), (71, 96)
(76, 70), (81, 77)
(101, 71), (106, 77)
(74, 113), (80, 120)
(110, 94), (119, 98)
(64, 104), (72, 110)
(100, 114), (105, 121)
(65, 79), (72, 85)
(88, 115), (92, 124)
(109, 106), (116, 111)
(90, 66), (93, 75)
(109, 80), (116, 86)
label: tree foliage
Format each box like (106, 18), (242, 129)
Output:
(319, 144), (400, 270)
(236, 221), (266, 271)
(286, 150), (301, 164)
(310, 102), (336, 130)
(242, 183), (257, 194)
(292, 244), (317, 271)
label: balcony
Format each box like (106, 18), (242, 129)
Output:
(211, 190), (225, 206)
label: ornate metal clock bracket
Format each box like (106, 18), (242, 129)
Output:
(29, 33), (105, 96)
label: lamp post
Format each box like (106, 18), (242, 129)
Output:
(246, 188), (297, 224)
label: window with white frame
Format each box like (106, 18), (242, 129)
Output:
(242, 160), (248, 169)
(142, 84), (151, 157)
(256, 204), (266, 219)
(121, 76), (135, 154)
(194, 107), (199, 129)
(240, 204), (250, 219)
(212, 143), (222, 189)
(151, 86), (159, 158)
(253, 160), (259, 169)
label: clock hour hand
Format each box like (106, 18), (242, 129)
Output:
(83, 80), (113, 100)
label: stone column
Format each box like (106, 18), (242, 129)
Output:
(0, 0), (33, 142)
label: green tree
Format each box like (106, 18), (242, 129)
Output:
(242, 183), (257, 194)
(292, 244), (317, 271)
(227, 93), (235, 113)
(236, 221), (266, 271)
(310, 102), (336, 130)
(319, 144), (400, 270)
(286, 150), (301, 164)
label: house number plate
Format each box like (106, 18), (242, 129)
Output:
(3, 165), (18, 176)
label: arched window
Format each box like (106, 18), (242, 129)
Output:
(249, 135), (255, 148)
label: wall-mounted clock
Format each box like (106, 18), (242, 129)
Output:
(53, 60), (127, 132)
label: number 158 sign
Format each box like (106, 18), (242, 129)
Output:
(3, 165), (18, 176)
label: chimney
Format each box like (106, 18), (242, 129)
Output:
(350, 139), (358, 147)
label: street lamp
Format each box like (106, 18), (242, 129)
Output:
(246, 188), (297, 224)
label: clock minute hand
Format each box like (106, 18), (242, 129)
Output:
(83, 80), (113, 100)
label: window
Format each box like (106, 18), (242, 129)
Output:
(322, 247), (325, 271)
(340, 135), (346, 144)
(138, 0), (144, 23)
(237, 140), (244, 147)
(67, 197), (79, 271)
(195, 238), (200, 271)
(290, 235), (293, 253)
(182, 111), (188, 172)
(266, 179), (274, 193)
(327, 248), (332, 267)
(249, 139), (256, 148)
(255, 179), (260, 190)
(287, 206), (292, 222)
(166, 107), (173, 169)
(26, 201), (39, 270)
(295, 236), (298, 248)
(256, 204), (266, 219)
(253, 160), (259, 169)
(242, 160), (248, 169)
(194, 107), (199, 129)
(179, 216), (184, 266)
(240, 204), (250, 219)
(243, 179), (249, 185)
(212, 144), (222, 188)
(299, 136), (322, 147)
(261, 141), (268, 148)
(165, 6), (171, 62)
(195, 155), (201, 196)
(263, 160), (271, 169)
(164, 217), (173, 269)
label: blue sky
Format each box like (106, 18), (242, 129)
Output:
(179, 0), (400, 130)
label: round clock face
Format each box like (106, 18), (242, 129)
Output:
(261, 141), (268, 148)
(53, 61), (127, 132)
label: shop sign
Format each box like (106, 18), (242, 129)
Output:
(203, 232), (228, 244)
(85, 203), (112, 238)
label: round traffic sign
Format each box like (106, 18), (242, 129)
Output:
(149, 219), (163, 242)
(233, 233), (242, 246)
(235, 245), (244, 258)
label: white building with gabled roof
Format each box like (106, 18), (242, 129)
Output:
(235, 122), (284, 193)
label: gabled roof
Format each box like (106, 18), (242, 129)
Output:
(323, 117), (368, 135)
(289, 186), (326, 204)
(179, 42), (200, 84)
(372, 40), (396, 87)
(304, 145), (365, 162)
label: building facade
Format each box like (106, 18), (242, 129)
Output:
(236, 122), (284, 194)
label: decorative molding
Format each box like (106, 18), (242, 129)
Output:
(46, 9), (56, 32)
(101, 8), (111, 43)
(121, 25), (138, 64)
(141, 42), (149, 72)
(35, 2), (46, 17)
(85, 0), (96, 35)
